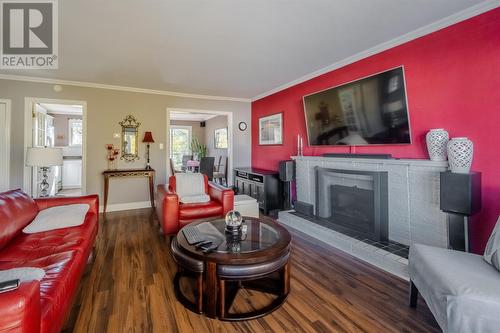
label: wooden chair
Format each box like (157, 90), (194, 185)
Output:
(213, 156), (228, 186)
(170, 158), (180, 175)
(214, 156), (222, 172)
(199, 157), (215, 181)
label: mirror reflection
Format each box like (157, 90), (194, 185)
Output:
(119, 115), (140, 161)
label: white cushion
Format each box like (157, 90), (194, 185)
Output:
(484, 216), (500, 271)
(23, 204), (89, 233)
(180, 194), (210, 204)
(174, 173), (206, 197)
(234, 195), (257, 204)
(0, 267), (45, 283)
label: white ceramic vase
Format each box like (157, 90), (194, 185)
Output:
(447, 137), (473, 173)
(426, 129), (449, 161)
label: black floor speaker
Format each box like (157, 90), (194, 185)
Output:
(279, 160), (295, 182)
(440, 171), (481, 215)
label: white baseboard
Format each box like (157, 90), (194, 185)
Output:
(99, 200), (153, 213)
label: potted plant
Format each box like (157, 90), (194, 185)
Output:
(191, 137), (207, 161)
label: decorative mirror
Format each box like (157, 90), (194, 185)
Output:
(119, 115), (140, 161)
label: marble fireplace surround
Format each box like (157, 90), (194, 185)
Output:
(277, 156), (450, 278)
(291, 155), (449, 248)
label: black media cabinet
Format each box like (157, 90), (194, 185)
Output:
(233, 167), (282, 215)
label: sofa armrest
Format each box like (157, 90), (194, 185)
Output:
(208, 182), (234, 215)
(35, 195), (99, 215)
(156, 185), (180, 235)
(0, 281), (41, 333)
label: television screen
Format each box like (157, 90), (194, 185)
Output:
(303, 67), (411, 146)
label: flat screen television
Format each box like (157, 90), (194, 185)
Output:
(303, 67), (411, 146)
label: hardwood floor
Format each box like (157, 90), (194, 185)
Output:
(66, 208), (440, 333)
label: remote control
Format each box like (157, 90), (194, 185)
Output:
(195, 240), (212, 249)
(202, 244), (219, 253)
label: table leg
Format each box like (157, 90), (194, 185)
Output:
(103, 175), (109, 214)
(149, 174), (155, 208)
(205, 261), (217, 318)
(281, 262), (290, 295)
(218, 279), (226, 319)
(197, 273), (204, 314)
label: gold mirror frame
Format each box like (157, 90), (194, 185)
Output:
(119, 115), (140, 162)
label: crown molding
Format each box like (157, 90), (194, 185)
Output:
(251, 1), (500, 102)
(0, 74), (251, 103)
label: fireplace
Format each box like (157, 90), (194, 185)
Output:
(315, 167), (388, 241)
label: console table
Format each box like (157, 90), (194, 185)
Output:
(102, 168), (155, 213)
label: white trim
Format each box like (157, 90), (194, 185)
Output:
(0, 74), (251, 103)
(166, 108), (234, 186)
(99, 201), (152, 213)
(0, 99), (11, 192)
(24, 98), (87, 196)
(251, 1), (500, 101)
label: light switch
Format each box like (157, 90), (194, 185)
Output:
(159, 143), (164, 150)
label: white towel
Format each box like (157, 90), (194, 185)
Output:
(23, 204), (89, 233)
(180, 194), (210, 204)
(174, 173), (206, 197)
(0, 267), (45, 283)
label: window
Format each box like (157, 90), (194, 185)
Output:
(170, 126), (192, 169)
(68, 119), (83, 146)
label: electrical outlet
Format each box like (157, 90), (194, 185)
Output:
(159, 143), (164, 150)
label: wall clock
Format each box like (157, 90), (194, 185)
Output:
(238, 121), (247, 131)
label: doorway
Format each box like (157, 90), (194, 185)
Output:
(24, 98), (87, 197)
(0, 99), (11, 192)
(166, 108), (233, 186)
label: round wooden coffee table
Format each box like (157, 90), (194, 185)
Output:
(174, 217), (292, 321)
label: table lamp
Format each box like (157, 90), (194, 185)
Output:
(26, 147), (63, 197)
(142, 131), (154, 170)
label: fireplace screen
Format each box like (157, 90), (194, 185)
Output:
(331, 185), (375, 234)
(315, 167), (388, 241)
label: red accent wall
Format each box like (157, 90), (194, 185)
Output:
(251, 8), (500, 254)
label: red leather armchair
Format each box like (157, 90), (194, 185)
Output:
(0, 189), (99, 333)
(156, 175), (234, 235)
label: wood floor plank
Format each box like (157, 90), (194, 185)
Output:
(66, 208), (440, 333)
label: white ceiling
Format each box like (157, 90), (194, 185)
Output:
(170, 111), (217, 122)
(0, 0), (495, 99)
(39, 103), (83, 115)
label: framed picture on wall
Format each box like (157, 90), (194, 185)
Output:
(259, 113), (283, 145)
(214, 128), (228, 149)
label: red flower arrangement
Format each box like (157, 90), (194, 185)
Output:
(105, 144), (120, 170)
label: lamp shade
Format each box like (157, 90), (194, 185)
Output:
(26, 147), (63, 167)
(142, 131), (154, 143)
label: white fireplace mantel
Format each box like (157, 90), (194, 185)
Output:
(291, 155), (449, 248)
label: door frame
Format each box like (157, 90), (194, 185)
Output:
(24, 97), (88, 195)
(0, 99), (11, 192)
(166, 108), (234, 185)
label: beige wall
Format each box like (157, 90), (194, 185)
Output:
(1, 79), (251, 206)
(170, 120), (206, 146)
(204, 115), (228, 158)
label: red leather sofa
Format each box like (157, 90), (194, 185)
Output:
(156, 175), (234, 235)
(0, 189), (98, 333)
